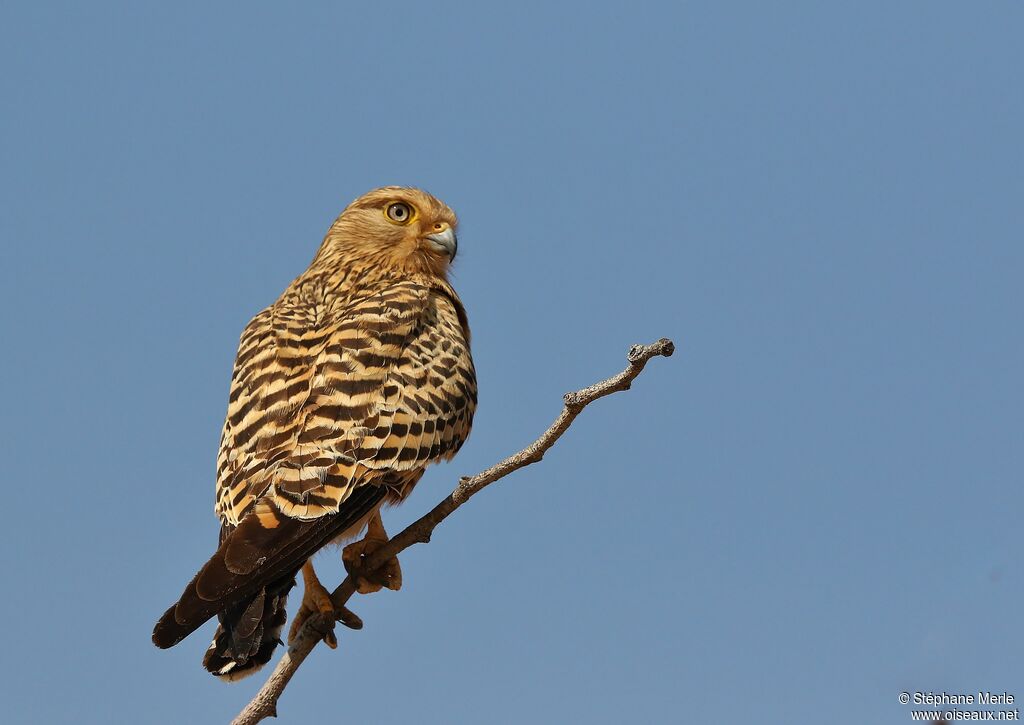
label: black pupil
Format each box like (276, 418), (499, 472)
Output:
(392, 205), (405, 219)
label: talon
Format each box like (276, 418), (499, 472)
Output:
(335, 604), (363, 630)
(288, 560), (339, 648)
(342, 511), (402, 594)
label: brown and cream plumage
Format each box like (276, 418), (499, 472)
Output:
(152, 187), (477, 679)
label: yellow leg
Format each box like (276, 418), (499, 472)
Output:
(342, 510), (402, 594)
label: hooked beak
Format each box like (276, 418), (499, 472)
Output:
(424, 227), (458, 260)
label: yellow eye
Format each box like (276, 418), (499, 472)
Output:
(385, 202), (413, 224)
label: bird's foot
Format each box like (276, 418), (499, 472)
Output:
(343, 513), (402, 594)
(288, 561), (362, 647)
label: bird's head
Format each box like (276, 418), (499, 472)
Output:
(316, 186), (459, 277)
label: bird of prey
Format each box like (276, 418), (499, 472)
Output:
(152, 187), (477, 680)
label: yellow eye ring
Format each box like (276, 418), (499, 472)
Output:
(385, 202), (415, 224)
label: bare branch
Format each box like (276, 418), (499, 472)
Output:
(231, 338), (675, 724)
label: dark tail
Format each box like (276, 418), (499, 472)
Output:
(201, 574), (296, 680)
(152, 488), (387, 678)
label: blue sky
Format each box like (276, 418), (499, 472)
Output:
(1, 2), (1021, 723)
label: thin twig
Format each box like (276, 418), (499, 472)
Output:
(231, 338), (675, 724)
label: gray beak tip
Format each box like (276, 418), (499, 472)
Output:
(425, 228), (458, 260)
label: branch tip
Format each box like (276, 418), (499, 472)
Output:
(627, 337), (675, 363)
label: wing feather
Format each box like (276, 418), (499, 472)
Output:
(152, 485), (385, 649)
(156, 277), (476, 649)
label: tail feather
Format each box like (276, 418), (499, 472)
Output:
(202, 575), (295, 681)
(151, 498), (308, 650)
(152, 486), (387, 678)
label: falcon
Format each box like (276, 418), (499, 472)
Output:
(152, 187), (477, 680)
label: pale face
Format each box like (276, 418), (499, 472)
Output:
(325, 187), (459, 274)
